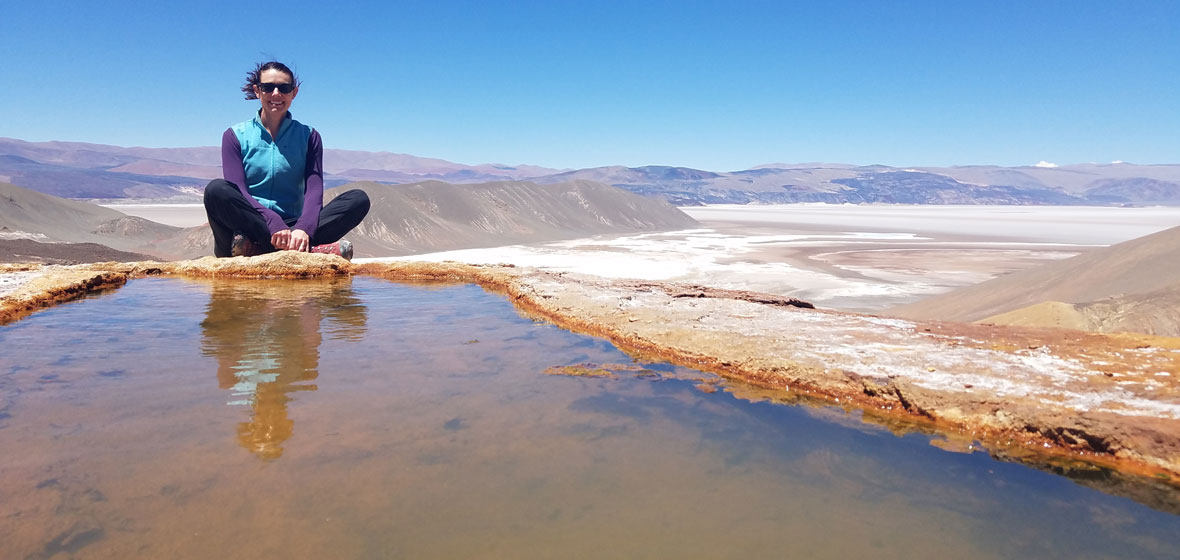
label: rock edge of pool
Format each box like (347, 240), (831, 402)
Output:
(3, 251), (1179, 491)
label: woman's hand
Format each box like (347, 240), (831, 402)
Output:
(270, 229), (311, 252)
(288, 229), (310, 252)
(270, 229), (290, 250)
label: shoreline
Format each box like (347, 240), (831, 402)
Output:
(3, 253), (1179, 501)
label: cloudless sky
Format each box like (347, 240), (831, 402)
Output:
(1, 0), (1176, 171)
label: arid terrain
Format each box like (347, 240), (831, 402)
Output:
(3, 253), (1179, 515)
(5, 175), (1180, 505)
(892, 224), (1180, 336)
(1, 179), (696, 261)
(369, 204), (1180, 330)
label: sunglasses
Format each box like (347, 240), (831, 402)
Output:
(258, 82), (295, 94)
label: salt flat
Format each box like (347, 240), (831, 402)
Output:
(362, 204), (1180, 312)
(101, 202), (1180, 312)
(687, 204), (1180, 244)
(97, 203), (206, 227)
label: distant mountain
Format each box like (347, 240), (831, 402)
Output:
(534, 164), (1180, 206)
(0, 154), (206, 199)
(889, 224), (1180, 336)
(1082, 178), (1180, 205)
(324, 149), (558, 179)
(2, 137), (1179, 206)
(0, 137), (564, 199)
(824, 171), (1084, 204)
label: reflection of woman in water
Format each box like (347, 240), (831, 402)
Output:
(200, 278), (367, 459)
(203, 60), (370, 259)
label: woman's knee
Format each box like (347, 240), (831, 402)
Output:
(352, 190), (371, 214)
(338, 189), (371, 215)
(203, 179), (237, 205)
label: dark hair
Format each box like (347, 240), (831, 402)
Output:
(241, 61), (300, 100)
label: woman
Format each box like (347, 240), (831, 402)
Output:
(203, 61), (369, 259)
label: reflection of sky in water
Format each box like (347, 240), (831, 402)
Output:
(227, 355), (279, 406)
(0, 277), (1178, 559)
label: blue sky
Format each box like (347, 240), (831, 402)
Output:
(1, 1), (1176, 171)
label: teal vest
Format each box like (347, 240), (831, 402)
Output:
(231, 113), (312, 220)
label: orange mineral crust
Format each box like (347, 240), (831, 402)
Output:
(3, 253), (1179, 483)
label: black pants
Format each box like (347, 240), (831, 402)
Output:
(203, 179), (370, 257)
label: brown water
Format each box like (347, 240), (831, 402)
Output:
(1, 276), (1178, 559)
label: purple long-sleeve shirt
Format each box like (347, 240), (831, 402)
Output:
(221, 122), (324, 238)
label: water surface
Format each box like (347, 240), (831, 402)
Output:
(1, 277), (1178, 559)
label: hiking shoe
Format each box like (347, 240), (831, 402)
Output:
(231, 234), (263, 257)
(310, 239), (353, 260)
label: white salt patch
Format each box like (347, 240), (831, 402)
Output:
(0, 230), (49, 241)
(97, 203), (207, 227)
(1130, 347), (1168, 355)
(812, 247), (1082, 285)
(364, 228), (951, 309)
(681, 204), (1180, 245)
(724, 308), (1180, 419)
(0, 270), (41, 297)
(856, 316), (916, 329)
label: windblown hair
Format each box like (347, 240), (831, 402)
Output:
(241, 61), (299, 100)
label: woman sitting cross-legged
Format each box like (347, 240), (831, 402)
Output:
(204, 60), (369, 259)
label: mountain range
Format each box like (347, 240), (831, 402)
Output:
(4, 137), (1178, 206)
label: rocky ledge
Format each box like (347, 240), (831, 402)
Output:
(4, 252), (1179, 496)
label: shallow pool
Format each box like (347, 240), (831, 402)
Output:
(1, 276), (1178, 559)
